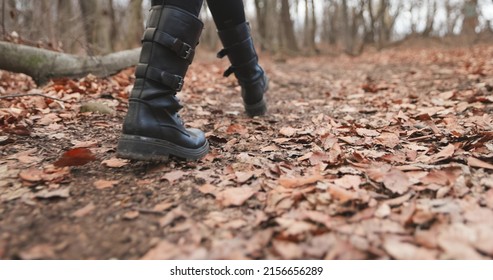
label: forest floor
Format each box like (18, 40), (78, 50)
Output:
(1, 44), (493, 260)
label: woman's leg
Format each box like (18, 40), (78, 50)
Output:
(155, 0), (203, 17)
(206, 0), (268, 117)
(117, 0), (209, 161)
(206, 0), (246, 30)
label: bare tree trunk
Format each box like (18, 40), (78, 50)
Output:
(126, 0), (144, 49)
(462, 0), (478, 43)
(280, 0), (298, 53)
(79, 0), (113, 55)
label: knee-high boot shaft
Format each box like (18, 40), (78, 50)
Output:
(117, 4), (209, 161)
(217, 22), (268, 116)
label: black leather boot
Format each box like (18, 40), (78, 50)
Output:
(217, 22), (268, 117)
(117, 5), (209, 161)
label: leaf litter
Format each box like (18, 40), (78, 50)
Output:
(1, 45), (493, 259)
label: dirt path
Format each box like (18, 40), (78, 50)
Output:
(1, 45), (493, 260)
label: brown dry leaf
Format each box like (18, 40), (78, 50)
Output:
(72, 202), (96, 218)
(197, 184), (218, 195)
(123, 211), (140, 220)
(94, 179), (119, 189)
(279, 126), (297, 137)
(141, 240), (181, 260)
(438, 223), (486, 259)
(376, 132), (400, 148)
(428, 144), (455, 163)
(272, 240), (303, 259)
(18, 244), (56, 260)
(216, 187), (256, 207)
(159, 207), (188, 227)
(162, 170), (187, 184)
(19, 168), (44, 182)
(383, 237), (437, 260)
(328, 184), (358, 203)
(279, 173), (324, 188)
(153, 202), (175, 212)
(382, 169), (413, 195)
(7, 148), (41, 164)
(309, 151), (330, 165)
(467, 157), (493, 170)
(334, 175), (361, 189)
(102, 157), (129, 168)
(35, 188), (70, 199)
(356, 128), (380, 137)
(71, 140), (98, 148)
(226, 124), (248, 135)
(235, 171), (254, 184)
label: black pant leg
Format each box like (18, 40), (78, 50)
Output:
(206, 0), (246, 30)
(151, 0), (203, 17)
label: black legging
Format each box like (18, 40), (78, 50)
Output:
(153, 0), (246, 30)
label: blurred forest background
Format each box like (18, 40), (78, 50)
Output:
(1, 0), (493, 57)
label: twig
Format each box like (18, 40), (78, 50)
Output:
(0, 93), (64, 102)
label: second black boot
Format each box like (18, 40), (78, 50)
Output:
(117, 5), (209, 161)
(217, 22), (268, 117)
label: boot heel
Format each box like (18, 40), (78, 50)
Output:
(244, 97), (267, 117)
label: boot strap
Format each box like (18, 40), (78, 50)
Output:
(223, 57), (258, 77)
(137, 64), (184, 92)
(143, 28), (195, 64)
(217, 37), (252, 59)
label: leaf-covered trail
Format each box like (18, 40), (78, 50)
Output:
(1, 45), (493, 259)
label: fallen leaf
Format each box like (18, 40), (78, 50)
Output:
(356, 128), (380, 137)
(35, 188), (70, 199)
(152, 202), (175, 212)
(376, 132), (400, 148)
(216, 187), (256, 207)
(197, 184), (218, 195)
(428, 144), (455, 163)
(19, 168), (44, 182)
(162, 170), (186, 184)
(383, 237), (437, 260)
(18, 244), (56, 260)
(375, 203), (391, 218)
(279, 174), (324, 188)
(159, 207), (187, 227)
(279, 126), (297, 137)
(382, 169), (413, 194)
(328, 184), (358, 203)
(467, 157), (493, 170)
(235, 171), (254, 184)
(272, 240), (303, 259)
(94, 179), (119, 189)
(102, 157), (129, 168)
(334, 175), (361, 189)
(71, 140), (98, 148)
(123, 211), (139, 220)
(72, 203), (96, 218)
(226, 124), (248, 135)
(54, 147), (96, 167)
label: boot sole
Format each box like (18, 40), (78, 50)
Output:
(116, 135), (209, 161)
(244, 97), (267, 117)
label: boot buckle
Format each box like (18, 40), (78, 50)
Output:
(172, 38), (193, 61)
(174, 75), (184, 91)
(181, 44), (192, 60)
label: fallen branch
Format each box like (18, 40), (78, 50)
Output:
(0, 41), (140, 85)
(0, 93), (65, 102)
